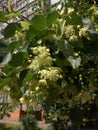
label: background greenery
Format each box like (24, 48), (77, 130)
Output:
(0, 0), (98, 129)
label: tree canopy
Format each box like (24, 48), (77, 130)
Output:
(0, 0), (98, 129)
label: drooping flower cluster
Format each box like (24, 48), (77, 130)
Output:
(64, 25), (78, 42)
(28, 46), (63, 85)
(29, 46), (53, 70)
(79, 25), (89, 37)
(38, 67), (62, 82)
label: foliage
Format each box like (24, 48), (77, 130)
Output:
(21, 113), (37, 130)
(0, 40), (9, 63)
(0, 0), (98, 129)
(0, 103), (17, 119)
(0, 122), (23, 130)
(21, 106), (39, 130)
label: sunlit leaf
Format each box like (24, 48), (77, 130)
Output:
(20, 21), (30, 30)
(31, 14), (47, 31)
(0, 78), (11, 90)
(0, 11), (7, 22)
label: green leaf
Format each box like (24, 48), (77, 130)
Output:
(6, 11), (21, 20)
(0, 78), (11, 90)
(57, 40), (74, 58)
(20, 21), (30, 30)
(27, 25), (42, 35)
(9, 52), (28, 67)
(8, 41), (19, 52)
(83, 38), (98, 62)
(0, 11), (7, 22)
(19, 69), (28, 86)
(3, 23), (21, 38)
(65, 12), (82, 25)
(45, 87), (59, 111)
(0, 40), (9, 62)
(0, 46), (9, 57)
(10, 84), (22, 99)
(47, 11), (59, 26)
(23, 71), (34, 85)
(31, 14), (47, 31)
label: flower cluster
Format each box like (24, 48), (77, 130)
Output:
(39, 79), (47, 86)
(67, 7), (74, 15)
(31, 46), (50, 55)
(79, 26), (89, 37)
(15, 31), (26, 45)
(64, 25), (78, 42)
(38, 67), (62, 82)
(64, 25), (75, 38)
(78, 91), (92, 104)
(29, 46), (53, 70)
(69, 35), (78, 42)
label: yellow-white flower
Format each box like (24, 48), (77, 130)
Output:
(32, 47), (39, 54)
(77, 25), (81, 29)
(19, 97), (25, 104)
(64, 25), (75, 38)
(39, 79), (47, 86)
(79, 26), (89, 37)
(68, 7), (74, 14)
(35, 86), (40, 91)
(69, 35), (78, 42)
(29, 99), (33, 103)
(60, 10), (65, 16)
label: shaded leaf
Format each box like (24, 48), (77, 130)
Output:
(65, 12), (82, 25)
(31, 14), (47, 31)
(0, 40), (9, 63)
(83, 38), (98, 62)
(3, 23), (21, 38)
(45, 87), (59, 111)
(47, 11), (59, 26)
(19, 69), (28, 86)
(23, 71), (34, 85)
(8, 41), (19, 52)
(0, 78), (11, 90)
(2, 52), (11, 65)
(9, 52), (28, 67)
